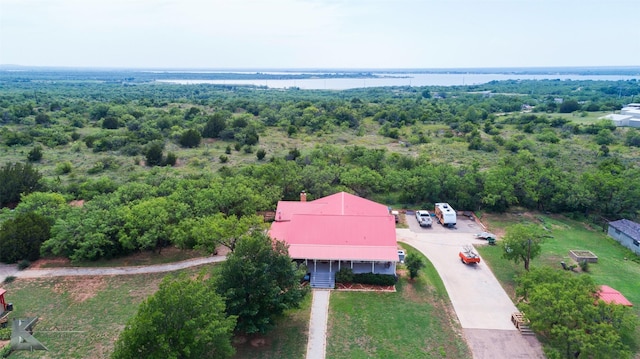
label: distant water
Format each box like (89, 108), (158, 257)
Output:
(157, 73), (640, 90)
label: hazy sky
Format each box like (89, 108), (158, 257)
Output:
(1, 0), (637, 69)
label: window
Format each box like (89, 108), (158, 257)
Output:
(615, 229), (621, 234)
(633, 239), (639, 247)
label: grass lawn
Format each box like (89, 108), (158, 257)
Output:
(232, 295), (311, 359)
(3, 271), (172, 359)
(1, 263), (312, 359)
(476, 212), (640, 354)
(325, 244), (470, 359)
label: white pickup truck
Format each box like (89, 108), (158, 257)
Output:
(415, 210), (433, 227)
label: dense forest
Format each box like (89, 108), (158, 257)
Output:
(1, 72), (639, 263)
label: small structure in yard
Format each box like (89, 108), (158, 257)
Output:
(597, 285), (633, 307)
(569, 250), (598, 263)
(607, 219), (640, 255)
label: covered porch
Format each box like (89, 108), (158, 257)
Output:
(299, 259), (397, 288)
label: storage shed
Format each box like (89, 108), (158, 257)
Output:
(607, 219), (640, 255)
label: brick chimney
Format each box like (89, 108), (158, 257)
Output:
(300, 191), (307, 202)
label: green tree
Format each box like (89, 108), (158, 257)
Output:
(215, 232), (308, 334)
(145, 142), (164, 166)
(112, 274), (236, 359)
(516, 268), (637, 359)
(404, 252), (425, 280)
(196, 213), (264, 253)
(501, 223), (544, 271)
(0, 212), (50, 263)
(178, 129), (201, 148)
(0, 162), (43, 208)
(202, 112), (228, 138)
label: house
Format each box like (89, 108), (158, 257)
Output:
(269, 192), (398, 288)
(607, 219), (640, 255)
(601, 103), (640, 127)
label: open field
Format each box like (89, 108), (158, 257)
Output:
(476, 212), (640, 354)
(326, 244), (470, 359)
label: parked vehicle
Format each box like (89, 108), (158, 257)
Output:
(459, 245), (480, 265)
(435, 203), (457, 227)
(391, 210), (400, 223)
(415, 210), (433, 227)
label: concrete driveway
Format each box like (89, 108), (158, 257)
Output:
(398, 215), (544, 358)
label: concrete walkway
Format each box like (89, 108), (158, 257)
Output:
(306, 289), (330, 359)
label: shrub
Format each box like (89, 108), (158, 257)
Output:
(17, 259), (31, 270)
(256, 149), (266, 160)
(219, 155), (228, 163)
(335, 268), (354, 283)
(0, 328), (11, 340)
(579, 260), (589, 272)
(0, 343), (12, 358)
(27, 146), (43, 162)
(3, 276), (15, 284)
(55, 161), (73, 174)
(164, 152), (177, 167)
(352, 273), (397, 286)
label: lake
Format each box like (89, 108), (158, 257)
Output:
(157, 73), (640, 90)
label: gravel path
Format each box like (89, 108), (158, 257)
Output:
(0, 255), (225, 283)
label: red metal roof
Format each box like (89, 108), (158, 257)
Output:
(598, 285), (633, 306)
(269, 192), (397, 261)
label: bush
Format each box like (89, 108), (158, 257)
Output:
(579, 260), (589, 272)
(335, 268), (354, 283)
(27, 146), (43, 162)
(55, 161), (73, 174)
(0, 344), (12, 358)
(3, 276), (15, 284)
(352, 273), (397, 286)
(0, 328), (11, 340)
(17, 259), (30, 270)
(219, 155), (228, 163)
(256, 149), (266, 160)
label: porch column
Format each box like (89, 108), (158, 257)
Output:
(314, 259), (317, 272)
(350, 261), (353, 269)
(371, 262), (375, 272)
(338, 261), (341, 271)
(329, 261), (332, 273)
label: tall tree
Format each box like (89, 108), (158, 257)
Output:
(0, 162), (42, 208)
(0, 212), (50, 263)
(112, 274), (236, 359)
(501, 223), (544, 271)
(215, 232), (308, 334)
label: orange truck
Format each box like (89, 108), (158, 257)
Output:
(459, 246), (481, 265)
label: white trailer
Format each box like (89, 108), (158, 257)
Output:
(435, 203), (456, 227)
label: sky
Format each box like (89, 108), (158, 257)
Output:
(0, 0), (638, 69)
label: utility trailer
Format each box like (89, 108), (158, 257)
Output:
(459, 245), (481, 265)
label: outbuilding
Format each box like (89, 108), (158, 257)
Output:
(607, 219), (640, 255)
